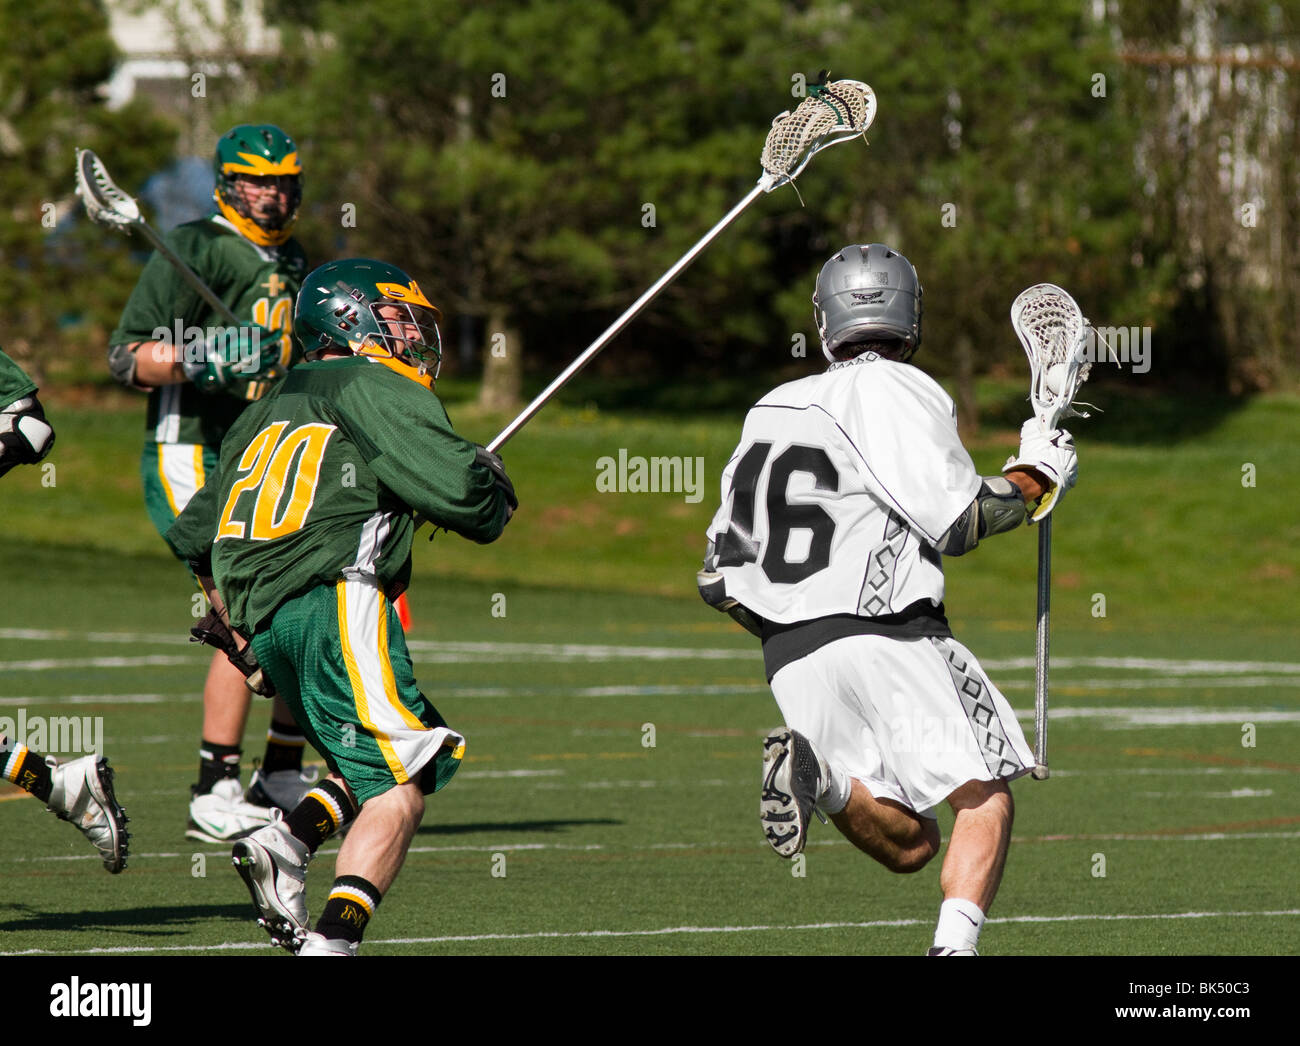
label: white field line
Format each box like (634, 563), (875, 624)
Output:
(1, 908), (1296, 956)
(4, 629), (1300, 675)
(1053, 767), (1287, 776)
(1, 688), (1295, 730)
(1017, 707), (1300, 725)
(1001, 676), (1300, 690)
(987, 656), (1300, 674)
(0, 656), (193, 671)
(1136, 789), (1274, 798)
(0, 694), (174, 705)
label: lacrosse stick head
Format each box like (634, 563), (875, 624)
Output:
(75, 148), (141, 233)
(1010, 283), (1094, 429)
(759, 79), (876, 192)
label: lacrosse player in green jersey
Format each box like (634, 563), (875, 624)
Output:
(0, 348), (54, 479)
(167, 258), (516, 954)
(107, 125), (318, 844)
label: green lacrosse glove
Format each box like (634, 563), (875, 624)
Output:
(182, 324), (286, 391)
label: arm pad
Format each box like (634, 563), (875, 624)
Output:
(934, 476), (1027, 556)
(107, 343), (143, 389)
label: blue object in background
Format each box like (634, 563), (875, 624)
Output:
(140, 156), (214, 232)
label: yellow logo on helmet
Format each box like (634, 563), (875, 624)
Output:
(222, 151), (303, 177)
(375, 280), (442, 320)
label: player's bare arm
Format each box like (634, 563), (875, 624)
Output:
(115, 340), (185, 387)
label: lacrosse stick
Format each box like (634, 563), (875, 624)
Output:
(484, 78), (877, 455)
(75, 148), (244, 328)
(1010, 284), (1097, 781)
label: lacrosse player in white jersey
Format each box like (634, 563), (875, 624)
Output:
(699, 244), (1077, 955)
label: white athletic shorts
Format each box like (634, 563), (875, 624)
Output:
(769, 634), (1033, 818)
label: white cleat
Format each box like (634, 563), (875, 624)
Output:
(298, 931), (358, 957)
(927, 947), (979, 956)
(231, 810), (312, 952)
(46, 754), (129, 874)
(187, 777), (275, 843)
(759, 727), (828, 858)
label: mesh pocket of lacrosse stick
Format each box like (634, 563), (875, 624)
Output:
(75, 148), (141, 231)
(759, 79), (876, 192)
(1010, 283), (1096, 428)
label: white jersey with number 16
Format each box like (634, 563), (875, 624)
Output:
(705, 353), (981, 624)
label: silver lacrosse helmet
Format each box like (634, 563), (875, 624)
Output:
(812, 243), (923, 363)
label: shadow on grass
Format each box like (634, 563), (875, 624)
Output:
(416, 818), (620, 837)
(0, 902), (250, 937)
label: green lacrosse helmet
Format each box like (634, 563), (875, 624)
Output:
(295, 258), (443, 389)
(213, 124), (303, 246)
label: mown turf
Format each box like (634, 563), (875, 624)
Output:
(0, 388), (1296, 956)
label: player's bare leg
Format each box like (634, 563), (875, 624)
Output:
(298, 776), (425, 955)
(927, 778), (1014, 955)
(940, 778), (1013, 911)
(333, 778), (424, 893)
(829, 779), (940, 873)
(201, 649), (253, 745)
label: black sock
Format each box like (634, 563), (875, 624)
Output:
(1, 737), (53, 802)
(261, 719), (305, 775)
(316, 875), (381, 945)
(195, 740), (241, 795)
(286, 780), (357, 853)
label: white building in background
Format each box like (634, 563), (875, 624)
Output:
(103, 1), (281, 149)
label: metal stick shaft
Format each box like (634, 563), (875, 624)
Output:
(131, 220), (244, 328)
(1032, 514), (1052, 779)
(487, 183), (767, 453)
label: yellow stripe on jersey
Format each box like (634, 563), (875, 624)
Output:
(193, 444), (206, 492)
(336, 580), (407, 784)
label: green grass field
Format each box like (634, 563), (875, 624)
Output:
(1, 384), (1297, 957)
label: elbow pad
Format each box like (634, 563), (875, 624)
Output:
(935, 476), (1027, 556)
(107, 343), (142, 389)
(697, 540), (764, 637)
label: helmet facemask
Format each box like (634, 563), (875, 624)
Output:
(361, 298), (443, 381)
(213, 125), (303, 247)
(220, 172), (303, 240)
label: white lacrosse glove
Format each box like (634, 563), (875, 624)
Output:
(1003, 418), (1077, 521)
(0, 396), (55, 479)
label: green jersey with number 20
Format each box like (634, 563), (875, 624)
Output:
(168, 356), (509, 635)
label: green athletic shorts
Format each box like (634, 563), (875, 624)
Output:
(251, 577), (465, 804)
(141, 440), (219, 545)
